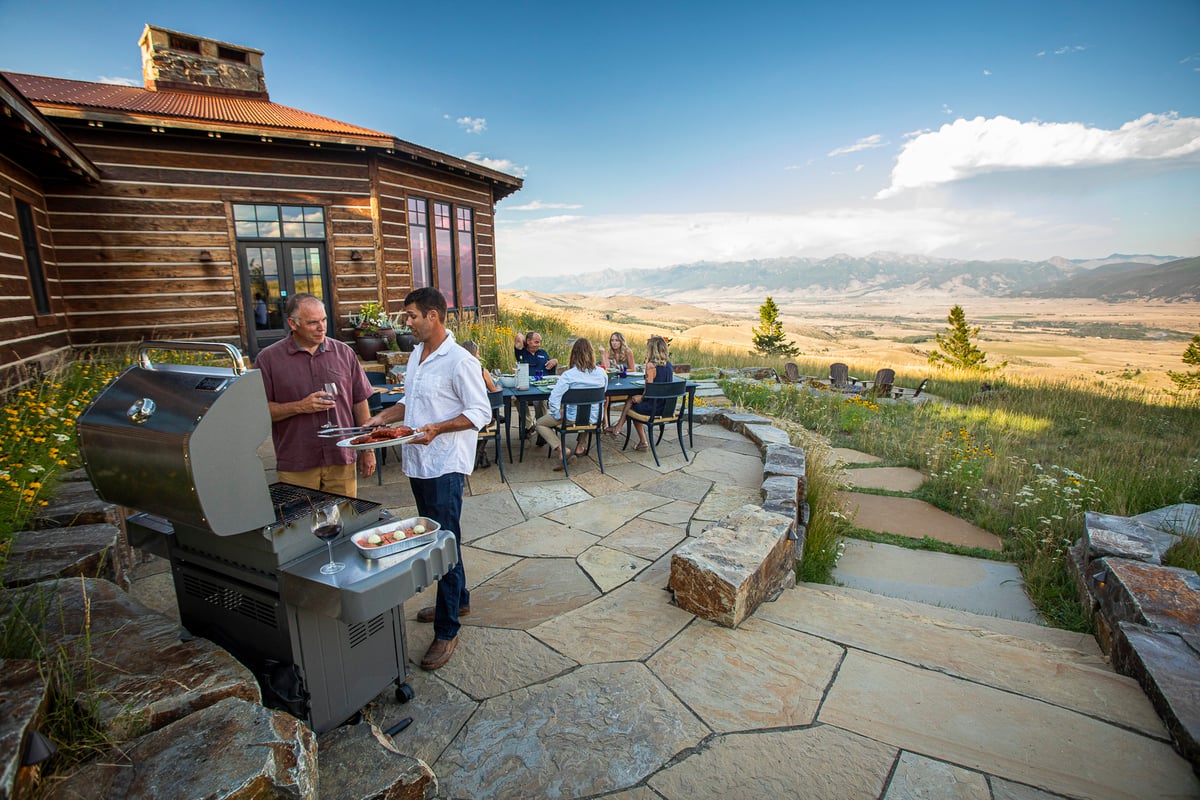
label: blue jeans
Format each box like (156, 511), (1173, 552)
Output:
(409, 472), (468, 641)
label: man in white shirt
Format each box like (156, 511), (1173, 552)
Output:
(365, 287), (491, 670)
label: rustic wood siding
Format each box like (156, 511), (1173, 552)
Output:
(0, 156), (71, 382)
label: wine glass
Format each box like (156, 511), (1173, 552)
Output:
(311, 504), (345, 575)
(321, 382), (339, 428)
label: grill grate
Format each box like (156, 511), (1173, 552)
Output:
(268, 483), (377, 528)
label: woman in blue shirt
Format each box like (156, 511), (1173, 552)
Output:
(534, 337), (607, 469)
(606, 336), (672, 450)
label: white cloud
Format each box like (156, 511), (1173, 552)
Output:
(97, 75), (139, 86)
(982, 69), (992, 76)
(506, 200), (583, 211)
(463, 152), (528, 178)
(495, 207), (1115, 279)
(456, 116), (487, 134)
(942, 103), (953, 115)
(828, 134), (884, 157)
(1054, 45), (1086, 55)
(877, 112), (1200, 198)
(855, 164), (864, 172)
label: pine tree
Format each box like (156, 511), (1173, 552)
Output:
(927, 305), (1002, 371)
(1168, 331), (1200, 391)
(751, 296), (800, 357)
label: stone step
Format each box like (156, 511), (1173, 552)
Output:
(836, 491), (1003, 551)
(832, 538), (1041, 623)
(757, 582), (1162, 738)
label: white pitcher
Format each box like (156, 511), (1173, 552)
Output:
(515, 362), (530, 391)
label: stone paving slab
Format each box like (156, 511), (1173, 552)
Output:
(684, 448), (765, 489)
(692, 485), (762, 522)
(758, 581), (1165, 735)
(459, 490), (527, 540)
(600, 518), (688, 561)
(473, 515), (600, 558)
(465, 557), (599, 629)
(433, 662), (709, 800)
(512, 480), (595, 519)
(546, 490), (672, 535)
(639, 499), (699, 526)
(833, 539), (1040, 622)
(819, 650), (1199, 800)
(406, 624), (576, 701)
(883, 752), (990, 800)
(646, 616), (843, 732)
(636, 471), (713, 503)
(842, 466), (925, 492)
(838, 492), (1003, 550)
(827, 447), (882, 465)
(578, 545), (652, 591)
(530, 580), (694, 664)
(648, 725), (895, 800)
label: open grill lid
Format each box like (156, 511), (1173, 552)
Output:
(77, 341), (274, 536)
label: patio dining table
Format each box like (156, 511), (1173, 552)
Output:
(503, 376), (697, 463)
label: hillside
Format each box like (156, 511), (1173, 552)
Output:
(1023, 257), (1200, 301)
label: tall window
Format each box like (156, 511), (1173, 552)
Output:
(16, 199), (50, 315)
(408, 196), (477, 311)
(408, 198), (431, 289)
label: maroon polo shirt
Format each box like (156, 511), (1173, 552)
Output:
(255, 335), (372, 472)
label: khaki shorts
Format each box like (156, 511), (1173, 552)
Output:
(276, 463), (357, 498)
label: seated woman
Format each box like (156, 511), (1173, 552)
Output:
(601, 332), (636, 372)
(534, 337), (608, 470)
(606, 335), (673, 450)
(460, 340), (498, 392)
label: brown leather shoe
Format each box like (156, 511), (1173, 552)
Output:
(415, 605), (470, 623)
(420, 636), (458, 671)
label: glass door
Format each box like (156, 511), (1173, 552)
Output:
(241, 243), (330, 355)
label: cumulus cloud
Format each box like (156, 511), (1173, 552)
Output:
(982, 69), (991, 76)
(463, 152), (527, 178)
(456, 116), (487, 134)
(495, 207), (1112, 279)
(506, 200), (583, 211)
(877, 112), (1200, 198)
(942, 103), (953, 115)
(828, 134), (884, 157)
(98, 75), (139, 86)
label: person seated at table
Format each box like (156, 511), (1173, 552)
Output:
(606, 335), (673, 451)
(601, 331), (636, 373)
(534, 337), (607, 470)
(460, 340), (498, 392)
(513, 331), (558, 375)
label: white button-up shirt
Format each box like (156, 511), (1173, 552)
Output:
(399, 330), (492, 479)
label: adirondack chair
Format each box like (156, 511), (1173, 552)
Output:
(866, 368), (896, 398)
(829, 363), (861, 393)
(781, 362), (802, 384)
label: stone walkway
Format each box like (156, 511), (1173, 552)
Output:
(133, 382), (1199, 799)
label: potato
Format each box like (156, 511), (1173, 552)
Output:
(413, 524), (426, 535)
(368, 534), (383, 545)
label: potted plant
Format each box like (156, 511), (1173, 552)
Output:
(350, 301), (393, 360)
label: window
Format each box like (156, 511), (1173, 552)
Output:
(15, 199), (50, 315)
(169, 35), (201, 54)
(408, 197), (477, 311)
(233, 204), (326, 239)
(408, 197), (431, 289)
(217, 46), (248, 63)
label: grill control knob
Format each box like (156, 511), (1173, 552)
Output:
(127, 397), (157, 423)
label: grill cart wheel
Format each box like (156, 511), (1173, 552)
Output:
(395, 682), (415, 703)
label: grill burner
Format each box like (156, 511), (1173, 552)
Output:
(77, 341), (458, 732)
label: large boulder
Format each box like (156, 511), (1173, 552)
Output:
(42, 697), (316, 800)
(0, 659), (48, 800)
(318, 722), (437, 800)
(3, 524), (129, 590)
(669, 505), (796, 627)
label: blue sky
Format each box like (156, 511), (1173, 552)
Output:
(2, 0), (1197, 280)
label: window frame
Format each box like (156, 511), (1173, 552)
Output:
(407, 195), (478, 313)
(13, 196), (52, 318)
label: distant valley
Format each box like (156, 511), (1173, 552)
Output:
(504, 253), (1199, 304)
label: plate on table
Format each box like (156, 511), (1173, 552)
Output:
(625, 371), (645, 378)
(336, 429), (423, 451)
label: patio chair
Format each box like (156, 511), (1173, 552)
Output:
(911, 377), (929, 398)
(781, 362), (802, 383)
(478, 389), (508, 483)
(829, 363), (861, 393)
(866, 368), (896, 398)
(547, 386), (606, 477)
(618, 380), (689, 467)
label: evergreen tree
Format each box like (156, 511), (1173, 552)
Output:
(928, 305), (1002, 371)
(751, 296), (800, 357)
(1168, 331), (1200, 391)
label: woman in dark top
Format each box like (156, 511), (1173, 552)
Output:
(605, 336), (672, 450)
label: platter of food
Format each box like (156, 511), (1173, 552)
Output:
(351, 516), (441, 558)
(336, 426), (422, 451)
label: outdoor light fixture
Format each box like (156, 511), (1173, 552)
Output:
(198, 250), (213, 262)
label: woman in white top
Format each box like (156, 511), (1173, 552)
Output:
(534, 337), (608, 469)
(601, 332), (636, 372)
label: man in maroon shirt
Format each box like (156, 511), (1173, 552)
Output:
(255, 293), (376, 496)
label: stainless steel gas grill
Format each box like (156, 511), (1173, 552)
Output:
(76, 341), (459, 733)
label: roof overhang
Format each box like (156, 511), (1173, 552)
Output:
(385, 138), (523, 201)
(0, 75), (100, 183)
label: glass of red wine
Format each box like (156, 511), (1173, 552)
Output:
(312, 503), (345, 575)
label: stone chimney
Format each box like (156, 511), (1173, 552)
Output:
(138, 24), (268, 99)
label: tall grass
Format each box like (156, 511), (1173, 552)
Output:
(724, 369), (1200, 630)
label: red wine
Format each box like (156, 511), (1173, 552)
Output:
(313, 523), (343, 541)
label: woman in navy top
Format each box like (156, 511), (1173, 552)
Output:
(606, 336), (672, 450)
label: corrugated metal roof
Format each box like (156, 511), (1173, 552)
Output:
(2, 72), (392, 142)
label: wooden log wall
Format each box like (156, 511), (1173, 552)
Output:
(0, 156), (71, 384)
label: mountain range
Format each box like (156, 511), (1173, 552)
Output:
(503, 253), (1199, 303)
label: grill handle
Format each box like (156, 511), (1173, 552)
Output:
(138, 340), (247, 374)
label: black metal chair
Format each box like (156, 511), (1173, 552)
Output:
(547, 386), (606, 477)
(618, 380), (689, 467)
(365, 375), (401, 485)
(478, 389), (507, 483)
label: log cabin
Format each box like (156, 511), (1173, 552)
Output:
(0, 24), (522, 383)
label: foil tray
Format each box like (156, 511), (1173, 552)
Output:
(351, 516), (441, 559)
